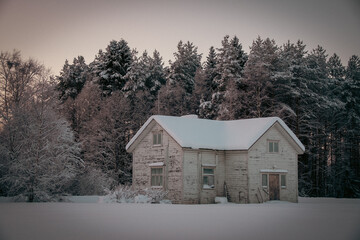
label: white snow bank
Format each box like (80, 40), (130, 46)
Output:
(134, 194), (152, 203)
(0, 197), (14, 202)
(0, 197), (359, 240)
(66, 195), (100, 203)
(215, 197), (228, 204)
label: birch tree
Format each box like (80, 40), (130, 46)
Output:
(0, 51), (82, 201)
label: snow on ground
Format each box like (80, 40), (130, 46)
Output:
(0, 197), (359, 240)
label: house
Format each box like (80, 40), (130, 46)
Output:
(126, 115), (305, 204)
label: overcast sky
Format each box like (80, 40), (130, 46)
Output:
(0, 0), (359, 75)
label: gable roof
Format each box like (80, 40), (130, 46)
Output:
(126, 115), (305, 153)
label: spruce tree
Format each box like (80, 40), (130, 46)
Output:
(124, 50), (166, 100)
(341, 55), (360, 196)
(198, 46), (218, 119)
(57, 56), (88, 102)
(91, 39), (132, 96)
(168, 41), (202, 95)
(210, 35), (247, 119)
(204, 46), (218, 94)
(328, 53), (345, 79)
(241, 37), (279, 118)
(148, 50), (167, 97)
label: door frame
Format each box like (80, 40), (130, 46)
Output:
(269, 174), (280, 200)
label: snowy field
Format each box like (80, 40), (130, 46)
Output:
(0, 198), (359, 240)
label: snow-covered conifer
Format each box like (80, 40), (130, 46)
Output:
(168, 41), (202, 95)
(91, 39), (132, 96)
(56, 56), (88, 102)
(209, 35), (247, 119)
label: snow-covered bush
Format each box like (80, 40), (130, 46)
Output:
(142, 188), (168, 203)
(134, 195), (152, 203)
(159, 199), (172, 204)
(107, 185), (138, 203)
(215, 197), (228, 204)
(71, 166), (113, 196)
(106, 185), (169, 203)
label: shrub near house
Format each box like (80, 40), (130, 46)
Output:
(126, 115), (305, 204)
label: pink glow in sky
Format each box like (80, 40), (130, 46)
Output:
(0, 0), (359, 75)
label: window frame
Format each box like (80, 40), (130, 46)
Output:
(268, 140), (279, 153)
(281, 174), (286, 189)
(202, 167), (215, 190)
(152, 131), (163, 146)
(262, 174), (268, 188)
(150, 167), (164, 188)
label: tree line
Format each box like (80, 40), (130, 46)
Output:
(0, 35), (359, 201)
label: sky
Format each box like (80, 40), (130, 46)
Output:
(0, 0), (359, 75)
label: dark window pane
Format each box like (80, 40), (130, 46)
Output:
(274, 142), (279, 152)
(158, 133), (162, 145)
(262, 174), (267, 187)
(153, 134), (157, 145)
(203, 168), (214, 174)
(281, 175), (286, 187)
(269, 142), (273, 152)
(203, 175), (214, 189)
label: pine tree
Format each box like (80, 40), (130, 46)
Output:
(198, 47), (218, 119)
(241, 37), (279, 118)
(124, 50), (166, 100)
(210, 35), (247, 119)
(80, 91), (133, 185)
(168, 41), (202, 95)
(91, 39), (132, 96)
(155, 80), (188, 116)
(122, 49), (144, 93)
(215, 36), (247, 92)
(275, 40), (309, 136)
(328, 53), (345, 79)
(339, 55), (360, 197)
(155, 41), (201, 116)
(148, 50), (167, 98)
(56, 56), (88, 102)
(346, 55), (360, 80)
(204, 46), (217, 95)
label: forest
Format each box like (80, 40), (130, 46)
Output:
(0, 35), (359, 201)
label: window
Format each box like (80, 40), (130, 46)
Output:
(151, 167), (163, 187)
(262, 174), (268, 188)
(281, 175), (286, 188)
(203, 168), (215, 189)
(268, 140), (279, 153)
(153, 131), (162, 145)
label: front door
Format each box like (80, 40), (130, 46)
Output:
(269, 174), (280, 200)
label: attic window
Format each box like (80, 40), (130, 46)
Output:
(153, 131), (162, 145)
(268, 140), (279, 153)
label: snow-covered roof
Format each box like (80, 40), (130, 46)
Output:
(126, 115), (305, 152)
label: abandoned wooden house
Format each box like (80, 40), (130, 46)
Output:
(126, 115), (305, 204)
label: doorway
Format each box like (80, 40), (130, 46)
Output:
(269, 174), (280, 200)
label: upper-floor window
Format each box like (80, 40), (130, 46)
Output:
(153, 131), (162, 145)
(268, 140), (279, 153)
